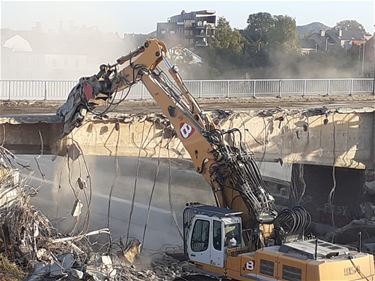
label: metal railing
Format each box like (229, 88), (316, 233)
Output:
(0, 78), (373, 101)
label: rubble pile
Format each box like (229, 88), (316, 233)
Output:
(0, 146), (191, 281)
(0, 147), (90, 280)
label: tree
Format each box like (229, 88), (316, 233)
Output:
(268, 15), (299, 53)
(244, 12), (275, 53)
(334, 20), (366, 34)
(194, 17), (247, 78)
(242, 13), (299, 65)
(211, 17), (244, 54)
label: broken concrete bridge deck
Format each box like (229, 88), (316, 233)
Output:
(1, 95), (375, 169)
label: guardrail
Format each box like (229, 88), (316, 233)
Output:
(0, 78), (374, 100)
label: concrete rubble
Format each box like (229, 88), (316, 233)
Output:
(0, 146), (194, 281)
(324, 219), (375, 252)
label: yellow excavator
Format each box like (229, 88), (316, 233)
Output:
(58, 39), (375, 281)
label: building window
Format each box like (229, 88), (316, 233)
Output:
(191, 220), (210, 252)
(282, 265), (302, 281)
(213, 221), (222, 251)
(260, 259), (274, 276)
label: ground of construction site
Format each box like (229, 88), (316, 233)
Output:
(2, 1), (375, 281)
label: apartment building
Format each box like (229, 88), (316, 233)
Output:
(157, 10), (216, 48)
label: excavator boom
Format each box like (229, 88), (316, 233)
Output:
(58, 39), (278, 245)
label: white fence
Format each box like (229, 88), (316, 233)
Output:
(0, 78), (374, 101)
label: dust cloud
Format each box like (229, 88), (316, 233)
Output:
(1, 23), (144, 80)
(16, 154), (294, 252)
(262, 48), (361, 79)
(1, 21), (360, 81)
(177, 48), (361, 80)
(19, 155), (215, 253)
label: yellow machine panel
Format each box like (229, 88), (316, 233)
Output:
(312, 254), (374, 281)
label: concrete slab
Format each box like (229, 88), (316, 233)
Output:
(1, 100), (374, 169)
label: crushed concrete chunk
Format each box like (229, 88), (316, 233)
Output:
(364, 181), (375, 195)
(101, 255), (112, 265)
(59, 253), (75, 270)
(123, 239), (141, 264)
(71, 199), (84, 217)
(71, 268), (84, 279)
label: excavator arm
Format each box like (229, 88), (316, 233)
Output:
(58, 39), (281, 248)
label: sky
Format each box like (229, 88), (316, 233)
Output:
(1, 0), (374, 34)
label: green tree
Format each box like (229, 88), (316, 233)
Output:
(196, 16), (246, 77)
(268, 15), (299, 53)
(334, 20), (366, 34)
(211, 17), (244, 54)
(242, 13), (300, 68)
(244, 12), (275, 53)
(243, 13), (299, 54)
(182, 17), (247, 79)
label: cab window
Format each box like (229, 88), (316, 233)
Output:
(224, 223), (241, 248)
(191, 219), (210, 252)
(213, 220), (222, 251)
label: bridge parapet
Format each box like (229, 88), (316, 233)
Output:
(1, 78), (373, 100)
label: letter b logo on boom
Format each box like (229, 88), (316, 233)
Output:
(180, 123), (195, 139)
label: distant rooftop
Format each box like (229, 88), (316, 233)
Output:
(169, 10), (216, 23)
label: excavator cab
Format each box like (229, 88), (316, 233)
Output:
(183, 204), (244, 268)
(183, 204), (375, 281)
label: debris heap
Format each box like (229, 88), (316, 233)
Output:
(0, 146), (191, 281)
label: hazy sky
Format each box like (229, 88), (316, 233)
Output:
(1, 1), (374, 34)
